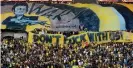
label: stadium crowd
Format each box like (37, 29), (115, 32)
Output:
(1, 38), (133, 68)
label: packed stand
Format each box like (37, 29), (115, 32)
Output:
(1, 38), (133, 68)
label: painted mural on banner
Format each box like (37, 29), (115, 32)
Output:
(1, 2), (133, 44)
(2, 3), (47, 30)
(1, 2), (133, 32)
(1, 2), (99, 31)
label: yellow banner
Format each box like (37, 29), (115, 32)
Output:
(28, 32), (64, 45)
(28, 31), (133, 44)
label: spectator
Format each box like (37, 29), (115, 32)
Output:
(1, 38), (133, 68)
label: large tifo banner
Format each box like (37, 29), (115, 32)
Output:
(28, 31), (133, 44)
(1, 2), (133, 32)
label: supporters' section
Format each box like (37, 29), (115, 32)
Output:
(1, 2), (133, 68)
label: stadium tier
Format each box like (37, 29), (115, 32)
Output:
(1, 1), (133, 68)
(1, 2), (133, 43)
